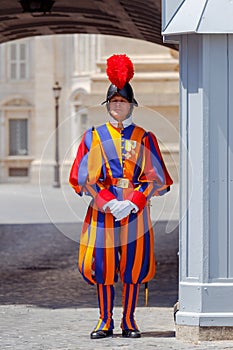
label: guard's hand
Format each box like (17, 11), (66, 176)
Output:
(102, 199), (118, 212)
(110, 200), (134, 221)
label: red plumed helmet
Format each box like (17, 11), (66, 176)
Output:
(101, 54), (138, 106)
(106, 54), (134, 89)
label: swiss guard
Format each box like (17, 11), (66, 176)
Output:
(69, 54), (173, 339)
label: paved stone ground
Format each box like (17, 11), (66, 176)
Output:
(1, 185), (233, 349)
(1, 306), (233, 350)
(0, 222), (178, 308)
(0, 183), (179, 225)
(1, 224), (233, 349)
(0, 220), (179, 349)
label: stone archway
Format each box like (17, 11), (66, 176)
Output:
(0, 3), (180, 345)
(0, 1), (177, 50)
(0, 2), (179, 188)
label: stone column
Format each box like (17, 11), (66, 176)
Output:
(162, 0), (233, 341)
(30, 36), (54, 184)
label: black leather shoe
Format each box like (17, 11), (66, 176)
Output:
(90, 329), (113, 339)
(122, 329), (141, 338)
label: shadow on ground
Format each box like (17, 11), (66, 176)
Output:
(0, 221), (178, 308)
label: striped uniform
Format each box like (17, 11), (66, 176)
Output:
(69, 122), (173, 286)
(94, 283), (140, 332)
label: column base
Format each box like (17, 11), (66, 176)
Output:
(176, 325), (233, 342)
(30, 159), (54, 185)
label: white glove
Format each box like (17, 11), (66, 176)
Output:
(102, 199), (139, 220)
(102, 199), (118, 212)
(110, 200), (136, 221)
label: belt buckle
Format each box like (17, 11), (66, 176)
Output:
(117, 178), (129, 188)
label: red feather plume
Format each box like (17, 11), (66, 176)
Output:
(106, 54), (134, 89)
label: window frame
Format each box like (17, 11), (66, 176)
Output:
(1, 100), (32, 158)
(8, 40), (30, 81)
(8, 118), (29, 156)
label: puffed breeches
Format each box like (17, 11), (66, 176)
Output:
(78, 201), (156, 285)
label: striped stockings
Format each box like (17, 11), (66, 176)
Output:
(121, 283), (140, 331)
(94, 284), (115, 331)
(95, 283), (140, 332)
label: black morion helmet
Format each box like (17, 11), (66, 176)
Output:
(101, 82), (138, 106)
(102, 54), (138, 107)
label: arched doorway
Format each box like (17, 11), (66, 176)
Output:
(0, 3), (180, 345)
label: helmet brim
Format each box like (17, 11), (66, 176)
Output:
(101, 97), (138, 106)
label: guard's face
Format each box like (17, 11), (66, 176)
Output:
(109, 95), (131, 121)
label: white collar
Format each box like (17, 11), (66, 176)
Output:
(109, 115), (133, 128)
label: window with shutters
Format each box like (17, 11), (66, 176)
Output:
(9, 119), (28, 156)
(9, 42), (28, 80)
